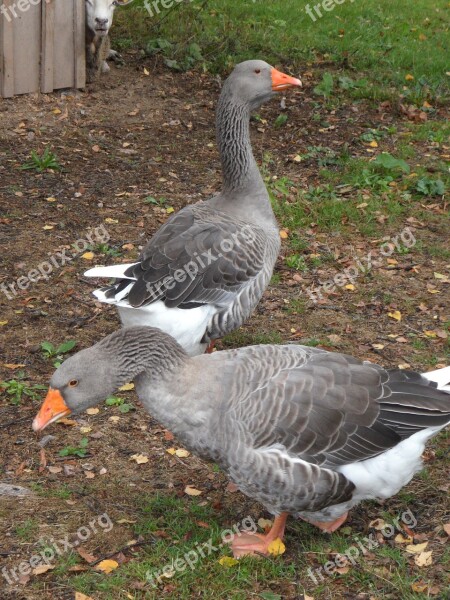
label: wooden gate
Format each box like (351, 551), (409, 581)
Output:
(0, 0), (85, 98)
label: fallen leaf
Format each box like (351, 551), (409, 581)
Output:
(394, 533), (413, 544)
(0, 321), (8, 326)
(369, 140), (378, 148)
(81, 252), (94, 260)
(80, 426), (92, 434)
(143, 67), (150, 76)
(434, 272), (447, 280)
(369, 518), (386, 530)
(86, 408), (99, 415)
(2, 363), (26, 369)
(388, 310), (402, 321)
(92, 145), (100, 153)
(57, 418), (78, 426)
(96, 559), (119, 574)
(105, 218), (119, 224)
(371, 343), (385, 350)
(414, 550), (433, 566)
(279, 229), (289, 239)
(184, 485), (202, 496)
(117, 518), (137, 524)
(46, 196), (57, 202)
(43, 225), (54, 230)
(345, 284), (355, 291)
(411, 581), (428, 593)
(75, 593), (94, 600)
(109, 416), (120, 423)
(443, 523), (450, 536)
(166, 207), (175, 214)
(226, 482), (239, 493)
(32, 564), (55, 575)
(387, 258), (398, 265)
(130, 454), (149, 464)
(218, 556), (238, 567)
(405, 74), (414, 81)
(258, 518), (273, 531)
(406, 541), (428, 554)
(48, 466), (62, 474)
(267, 538), (286, 556)
(76, 546), (97, 564)
(119, 382), (134, 391)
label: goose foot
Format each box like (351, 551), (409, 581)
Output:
(224, 513), (288, 558)
(302, 511), (348, 533)
(205, 340), (216, 354)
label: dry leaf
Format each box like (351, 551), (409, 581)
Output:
(369, 140), (378, 148)
(119, 382), (134, 391)
(2, 363), (26, 369)
(32, 564), (55, 575)
(345, 284), (355, 291)
(279, 229), (289, 239)
(184, 485), (202, 496)
(175, 448), (190, 458)
(443, 523), (450, 536)
(369, 518), (386, 530)
(43, 225), (54, 230)
(405, 74), (414, 81)
(117, 518), (137, 524)
(388, 310), (402, 321)
(414, 550), (433, 567)
(143, 67), (150, 76)
(218, 556), (238, 567)
(75, 593), (95, 600)
(92, 145), (100, 153)
(130, 454), (149, 464)
(406, 541), (428, 554)
(76, 546), (97, 564)
(81, 252), (94, 260)
(108, 416), (120, 423)
(57, 418), (78, 426)
(394, 533), (413, 544)
(80, 426), (92, 434)
(105, 218), (119, 224)
(96, 559), (119, 574)
(86, 407), (99, 415)
(258, 518), (273, 531)
(267, 537), (286, 556)
(48, 466), (62, 474)
(411, 581), (428, 593)
(372, 343), (385, 350)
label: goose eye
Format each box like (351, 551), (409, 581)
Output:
(68, 379), (78, 388)
(255, 69), (261, 74)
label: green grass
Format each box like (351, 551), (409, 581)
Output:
(222, 330), (283, 348)
(15, 519), (39, 540)
(114, 0), (449, 102)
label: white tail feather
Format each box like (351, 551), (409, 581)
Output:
(422, 365), (450, 393)
(84, 263), (138, 280)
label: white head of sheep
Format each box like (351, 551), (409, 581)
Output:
(85, 0), (133, 37)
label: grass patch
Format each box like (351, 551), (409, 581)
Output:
(114, 0), (449, 102)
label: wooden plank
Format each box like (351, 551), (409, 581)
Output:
(53, 0), (75, 89)
(12, 0), (41, 95)
(73, 0), (86, 88)
(0, 0), (16, 98)
(41, 0), (55, 93)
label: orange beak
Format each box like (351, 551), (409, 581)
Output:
(32, 388), (71, 432)
(271, 67), (302, 91)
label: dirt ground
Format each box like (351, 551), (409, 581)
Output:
(0, 54), (448, 600)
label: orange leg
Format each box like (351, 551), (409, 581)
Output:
(205, 340), (216, 354)
(224, 513), (289, 558)
(301, 511), (348, 533)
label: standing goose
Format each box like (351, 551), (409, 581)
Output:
(33, 327), (450, 558)
(84, 60), (301, 355)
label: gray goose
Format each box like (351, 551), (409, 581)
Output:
(33, 327), (450, 558)
(84, 60), (301, 355)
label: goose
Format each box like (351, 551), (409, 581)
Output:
(33, 327), (450, 558)
(84, 60), (302, 355)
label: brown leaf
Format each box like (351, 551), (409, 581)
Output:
(32, 564), (55, 575)
(76, 546), (97, 564)
(75, 593), (95, 600)
(414, 550), (433, 567)
(184, 485), (202, 496)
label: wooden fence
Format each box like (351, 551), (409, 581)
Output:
(0, 0), (85, 98)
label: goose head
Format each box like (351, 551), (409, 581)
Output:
(224, 60), (301, 110)
(32, 346), (120, 432)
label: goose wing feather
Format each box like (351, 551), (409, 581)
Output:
(125, 203), (268, 308)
